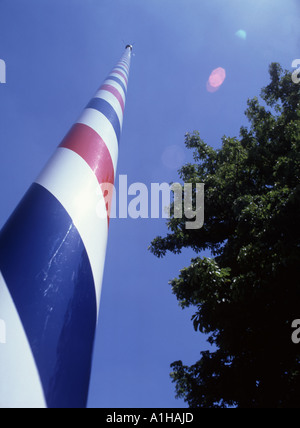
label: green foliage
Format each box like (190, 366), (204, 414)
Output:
(150, 63), (300, 408)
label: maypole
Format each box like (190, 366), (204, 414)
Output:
(0, 45), (132, 408)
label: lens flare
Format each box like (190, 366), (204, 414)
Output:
(235, 29), (247, 40)
(206, 67), (226, 93)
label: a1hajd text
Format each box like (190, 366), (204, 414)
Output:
(106, 412), (194, 425)
(0, 59), (6, 84)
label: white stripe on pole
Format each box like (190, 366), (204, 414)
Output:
(0, 272), (46, 408)
(103, 78), (126, 103)
(109, 72), (128, 88)
(77, 108), (119, 173)
(94, 89), (124, 126)
(35, 148), (109, 311)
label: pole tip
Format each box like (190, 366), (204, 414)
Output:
(125, 44), (133, 51)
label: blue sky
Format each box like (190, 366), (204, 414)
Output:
(0, 0), (299, 408)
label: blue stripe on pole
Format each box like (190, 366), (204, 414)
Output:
(0, 183), (97, 408)
(115, 65), (129, 77)
(87, 98), (121, 142)
(107, 75), (127, 94)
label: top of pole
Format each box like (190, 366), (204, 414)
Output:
(125, 44), (133, 51)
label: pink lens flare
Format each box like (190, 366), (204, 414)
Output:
(207, 67), (226, 92)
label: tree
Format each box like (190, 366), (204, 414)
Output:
(150, 64), (300, 408)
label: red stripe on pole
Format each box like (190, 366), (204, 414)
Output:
(60, 123), (115, 186)
(119, 61), (129, 73)
(59, 123), (115, 223)
(100, 84), (125, 112)
(112, 69), (128, 85)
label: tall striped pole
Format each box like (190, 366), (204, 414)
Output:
(0, 45), (132, 408)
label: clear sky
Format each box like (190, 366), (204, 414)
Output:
(0, 0), (299, 408)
